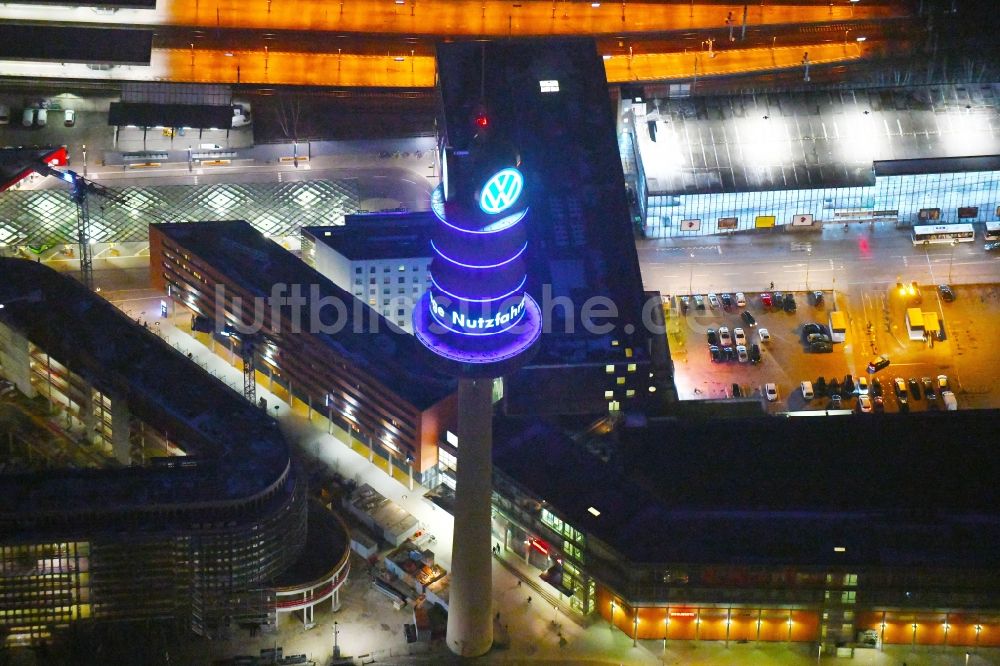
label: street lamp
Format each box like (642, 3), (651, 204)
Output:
(688, 252), (695, 296)
(805, 248), (812, 289)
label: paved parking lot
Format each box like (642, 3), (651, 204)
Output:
(666, 284), (1000, 414)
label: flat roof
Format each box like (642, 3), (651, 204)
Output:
(436, 38), (650, 365)
(0, 259), (291, 523)
(0, 146), (66, 193)
(0, 24), (152, 65)
(109, 102), (235, 129)
(153, 221), (455, 410)
(303, 211), (435, 261)
(493, 414), (1000, 568)
(638, 83), (1000, 195)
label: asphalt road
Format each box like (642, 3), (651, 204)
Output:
(637, 221), (1000, 298)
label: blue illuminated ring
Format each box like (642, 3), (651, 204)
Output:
(431, 274), (527, 303)
(431, 185), (528, 235)
(431, 240), (527, 270)
(429, 299), (527, 337)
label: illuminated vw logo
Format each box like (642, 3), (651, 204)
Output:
(479, 168), (523, 215)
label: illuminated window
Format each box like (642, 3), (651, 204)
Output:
(605, 364), (614, 374)
(616, 377), (625, 385)
(841, 591), (856, 604)
(398, 265), (406, 271)
(446, 430), (458, 446)
(627, 363), (637, 372)
(626, 389), (635, 397)
(625, 347), (633, 358)
(539, 80), (560, 93)
(604, 390), (614, 399)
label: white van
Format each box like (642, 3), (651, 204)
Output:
(941, 391), (957, 411)
(800, 381), (815, 400)
(22, 108), (35, 127)
(36, 108), (47, 127)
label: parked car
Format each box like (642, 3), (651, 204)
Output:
(802, 323), (822, 340)
(741, 310), (757, 327)
(893, 377), (908, 403)
(858, 394), (873, 413)
(937, 374), (950, 392)
(942, 390), (958, 411)
(734, 327), (747, 345)
(63, 109), (76, 127)
(873, 395), (885, 412)
(922, 377), (936, 400)
(736, 345), (749, 363)
(679, 296), (690, 313)
(871, 378), (883, 397)
(807, 333), (832, 344)
(830, 394), (842, 409)
(908, 378), (922, 400)
(749, 343), (761, 364)
(0, 104), (10, 124)
(814, 377), (827, 397)
(22, 108), (35, 127)
(722, 346), (735, 361)
(783, 292), (797, 312)
(867, 355), (890, 373)
(720, 292), (732, 308)
(986, 241), (1000, 252)
(694, 294), (705, 310)
(760, 292), (773, 308)
(709, 345), (722, 362)
(856, 376), (868, 394)
(708, 293), (720, 308)
(758, 328), (770, 343)
(810, 341), (833, 353)
(764, 383), (778, 401)
(800, 381), (815, 400)
(36, 108), (47, 127)
(735, 292), (747, 307)
(810, 290), (824, 306)
(938, 284), (955, 302)
(719, 326), (732, 345)
(707, 328), (719, 345)
(842, 375), (855, 394)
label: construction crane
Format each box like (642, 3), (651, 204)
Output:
(32, 163), (127, 292)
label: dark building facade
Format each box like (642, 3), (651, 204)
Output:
(149, 221), (458, 483)
(490, 415), (1000, 650)
(0, 259), (349, 646)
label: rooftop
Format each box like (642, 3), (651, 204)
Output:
(637, 83), (1000, 195)
(153, 220), (455, 410)
(0, 258), (291, 528)
(303, 211), (435, 261)
(436, 39), (650, 365)
(493, 413), (1000, 568)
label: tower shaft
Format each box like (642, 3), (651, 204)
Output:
(446, 377), (495, 657)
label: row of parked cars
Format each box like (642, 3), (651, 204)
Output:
(798, 373), (955, 412)
(707, 324), (769, 364)
(0, 105), (76, 127)
(681, 291), (804, 314)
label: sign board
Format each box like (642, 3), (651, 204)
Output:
(479, 168), (524, 215)
(717, 217), (738, 230)
(754, 215), (776, 228)
(918, 208), (941, 221)
(791, 214), (814, 226)
(680, 219), (701, 231)
(957, 206), (979, 219)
